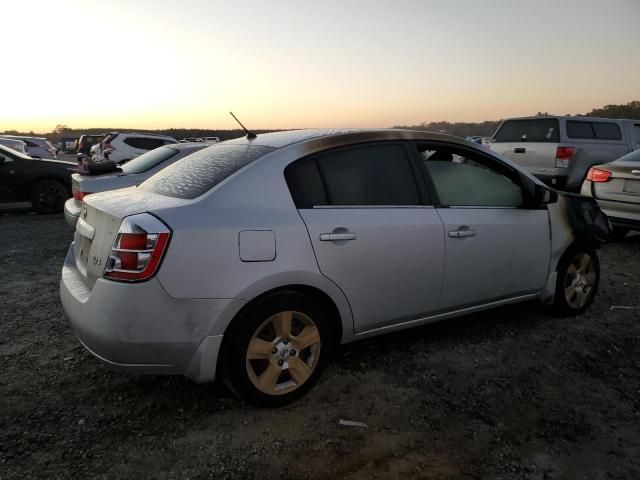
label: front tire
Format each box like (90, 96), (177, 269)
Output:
(553, 244), (600, 315)
(222, 292), (329, 407)
(30, 180), (69, 214)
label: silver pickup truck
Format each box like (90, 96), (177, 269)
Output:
(491, 116), (640, 192)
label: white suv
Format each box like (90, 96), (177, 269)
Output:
(92, 132), (178, 164)
(0, 135), (57, 159)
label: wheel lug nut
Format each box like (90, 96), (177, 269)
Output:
(277, 359), (284, 367)
(283, 338), (289, 345)
(272, 347), (277, 354)
(290, 349), (296, 356)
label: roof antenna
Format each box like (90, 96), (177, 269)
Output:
(229, 112), (257, 140)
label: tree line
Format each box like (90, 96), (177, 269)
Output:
(3, 101), (639, 142)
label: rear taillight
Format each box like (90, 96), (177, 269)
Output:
(586, 167), (612, 183)
(73, 191), (91, 201)
(555, 147), (575, 168)
(104, 213), (171, 282)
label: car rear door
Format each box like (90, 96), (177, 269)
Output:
(286, 142), (446, 333)
(415, 142), (551, 310)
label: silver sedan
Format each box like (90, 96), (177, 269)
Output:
(580, 149), (640, 239)
(60, 129), (608, 406)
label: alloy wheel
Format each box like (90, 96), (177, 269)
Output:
(563, 253), (596, 309)
(245, 310), (321, 396)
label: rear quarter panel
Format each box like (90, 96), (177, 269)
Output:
(154, 148), (355, 339)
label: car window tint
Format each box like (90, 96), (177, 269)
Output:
(566, 121), (595, 139)
(121, 146), (180, 174)
(124, 137), (166, 150)
(315, 144), (420, 206)
(285, 159), (327, 208)
(140, 144), (274, 199)
(493, 119), (559, 143)
(421, 146), (523, 207)
(592, 122), (622, 140)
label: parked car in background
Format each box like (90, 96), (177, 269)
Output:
(91, 132), (178, 164)
(76, 134), (104, 155)
(0, 144), (74, 213)
(581, 149), (640, 238)
(0, 135), (58, 159)
(0, 138), (28, 154)
(60, 137), (80, 153)
(60, 129), (609, 407)
(491, 116), (640, 192)
(64, 142), (211, 226)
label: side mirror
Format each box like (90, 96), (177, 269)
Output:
(533, 184), (558, 205)
(0, 155), (11, 164)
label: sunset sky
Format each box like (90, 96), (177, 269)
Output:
(2, 0), (639, 132)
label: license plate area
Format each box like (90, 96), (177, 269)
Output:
(623, 180), (640, 195)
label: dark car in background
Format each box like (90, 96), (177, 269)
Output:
(0, 144), (75, 213)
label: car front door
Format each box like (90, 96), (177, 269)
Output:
(286, 142), (445, 333)
(415, 142), (551, 310)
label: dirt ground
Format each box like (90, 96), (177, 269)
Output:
(1, 209), (639, 479)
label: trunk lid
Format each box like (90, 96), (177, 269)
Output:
(73, 188), (186, 288)
(592, 160), (640, 205)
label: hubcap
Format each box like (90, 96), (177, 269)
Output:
(564, 253), (596, 309)
(246, 310), (321, 395)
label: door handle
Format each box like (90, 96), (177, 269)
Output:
(448, 228), (476, 238)
(631, 170), (640, 176)
(514, 147), (526, 154)
(320, 232), (357, 242)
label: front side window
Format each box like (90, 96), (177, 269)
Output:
(420, 145), (523, 208)
(592, 122), (621, 140)
(285, 143), (421, 208)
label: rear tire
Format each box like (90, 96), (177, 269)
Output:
(553, 244), (599, 316)
(222, 292), (329, 407)
(30, 180), (69, 214)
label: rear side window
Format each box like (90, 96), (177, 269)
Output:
(567, 121), (595, 139)
(124, 137), (166, 150)
(493, 119), (559, 143)
(140, 144), (274, 199)
(121, 146), (179, 174)
(567, 121), (622, 140)
(286, 143), (420, 207)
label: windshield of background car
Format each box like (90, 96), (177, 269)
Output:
(139, 144), (274, 199)
(493, 119), (560, 143)
(121, 146), (180, 174)
(0, 143), (32, 160)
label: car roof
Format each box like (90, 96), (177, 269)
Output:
(501, 115), (635, 123)
(1, 134), (47, 140)
(223, 128), (476, 150)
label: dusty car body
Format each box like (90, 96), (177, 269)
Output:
(60, 129), (609, 406)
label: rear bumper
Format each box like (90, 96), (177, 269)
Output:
(64, 198), (80, 227)
(580, 181), (640, 229)
(60, 244), (244, 382)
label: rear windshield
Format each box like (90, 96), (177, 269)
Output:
(139, 144), (274, 199)
(493, 119), (560, 143)
(617, 149), (640, 162)
(121, 146), (179, 174)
